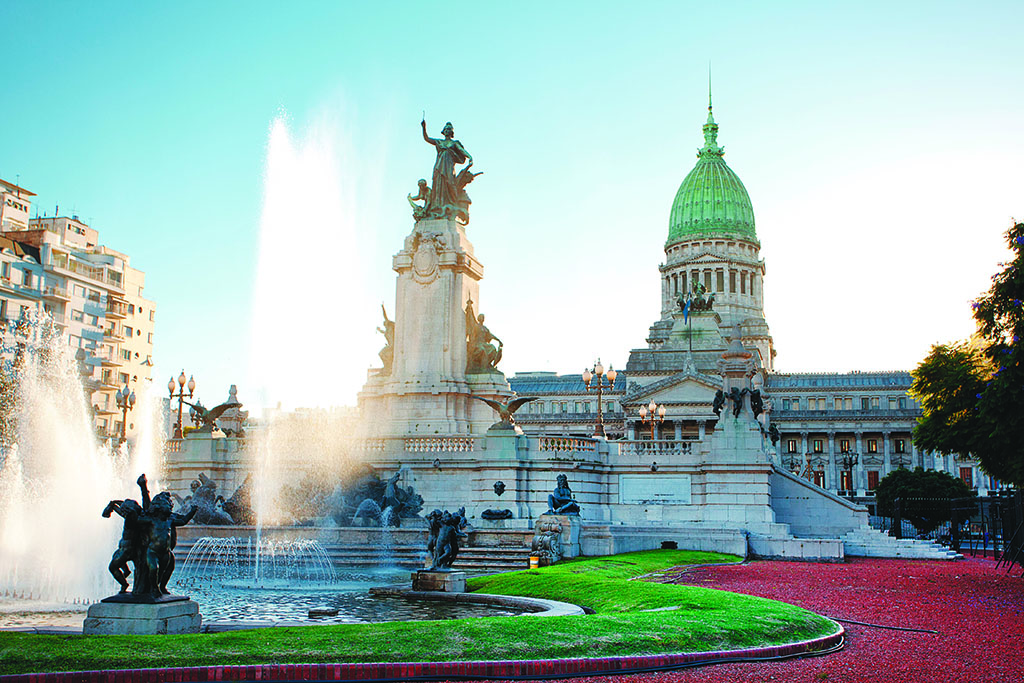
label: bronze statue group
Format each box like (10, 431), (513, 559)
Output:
(102, 474), (195, 600)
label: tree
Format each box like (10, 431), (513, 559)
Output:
(875, 467), (973, 533)
(911, 221), (1024, 487)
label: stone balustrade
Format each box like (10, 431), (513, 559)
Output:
(537, 436), (597, 453)
(404, 436), (475, 453)
(617, 439), (694, 457)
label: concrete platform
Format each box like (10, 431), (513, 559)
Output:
(83, 599), (201, 635)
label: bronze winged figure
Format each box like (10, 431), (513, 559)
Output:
(470, 395), (539, 429)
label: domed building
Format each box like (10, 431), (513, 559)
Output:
(660, 100), (774, 369)
(511, 99), (995, 508)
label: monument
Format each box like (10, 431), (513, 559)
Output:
(358, 119), (513, 438)
(84, 474), (202, 635)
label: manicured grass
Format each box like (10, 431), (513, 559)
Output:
(0, 550), (838, 675)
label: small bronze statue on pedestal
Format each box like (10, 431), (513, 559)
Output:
(101, 474), (196, 602)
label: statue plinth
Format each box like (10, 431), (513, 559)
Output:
(83, 599), (201, 635)
(358, 217), (512, 438)
(412, 570), (467, 593)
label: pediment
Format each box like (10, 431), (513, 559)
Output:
(624, 370), (721, 405)
(678, 252), (723, 265)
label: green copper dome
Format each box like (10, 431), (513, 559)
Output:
(667, 106), (756, 245)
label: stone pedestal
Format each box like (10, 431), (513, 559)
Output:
(537, 514), (582, 559)
(358, 217), (513, 438)
(412, 570), (467, 592)
(83, 598), (201, 635)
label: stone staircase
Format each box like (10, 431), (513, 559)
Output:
(174, 538), (536, 576)
(840, 526), (963, 560)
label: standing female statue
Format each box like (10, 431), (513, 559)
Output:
(421, 119), (473, 219)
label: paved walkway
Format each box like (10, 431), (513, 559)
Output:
(556, 556), (1023, 683)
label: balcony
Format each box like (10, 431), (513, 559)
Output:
(106, 298), (129, 319)
(42, 285), (70, 302)
(619, 439), (695, 457)
(103, 328), (125, 343)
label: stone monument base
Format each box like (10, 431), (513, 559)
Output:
(412, 570), (467, 593)
(83, 598), (202, 634)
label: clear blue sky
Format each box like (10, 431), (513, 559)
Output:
(2, 1), (1022, 412)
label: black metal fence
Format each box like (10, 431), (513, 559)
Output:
(870, 490), (1023, 574)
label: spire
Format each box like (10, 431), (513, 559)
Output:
(707, 62), (714, 123)
(700, 66), (722, 157)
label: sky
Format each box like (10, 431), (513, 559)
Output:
(2, 1), (1022, 413)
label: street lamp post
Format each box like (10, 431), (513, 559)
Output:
(582, 359), (617, 438)
(638, 399), (666, 440)
(840, 453), (859, 495)
(168, 371), (195, 439)
(115, 384), (136, 444)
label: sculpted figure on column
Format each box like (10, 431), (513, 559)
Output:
(420, 119), (480, 224)
(465, 299), (503, 373)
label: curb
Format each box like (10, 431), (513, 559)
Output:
(0, 624), (844, 682)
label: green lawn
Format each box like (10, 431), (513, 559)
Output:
(0, 550), (838, 675)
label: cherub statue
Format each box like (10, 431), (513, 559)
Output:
(407, 179), (430, 221)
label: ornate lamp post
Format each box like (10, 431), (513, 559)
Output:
(115, 384), (136, 444)
(168, 371), (195, 439)
(582, 359), (617, 438)
(638, 399), (666, 440)
(840, 453), (858, 495)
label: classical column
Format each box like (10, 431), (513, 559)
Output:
(698, 421), (707, 441)
(674, 421), (683, 441)
(882, 431), (891, 475)
(827, 432), (836, 490)
(627, 422), (636, 440)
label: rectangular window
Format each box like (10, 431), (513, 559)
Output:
(867, 470), (880, 491)
(839, 439), (851, 453)
(561, 402), (567, 413)
(791, 399), (799, 411)
(889, 398), (898, 410)
(1, 263), (9, 279)
(606, 402), (613, 413)
(898, 397), (907, 409)
(149, 310), (155, 321)
(813, 439), (823, 453)
(782, 399), (791, 410)
(704, 271), (712, 291)
(716, 271), (724, 292)
(74, 284), (86, 297)
(861, 397), (870, 410)
(740, 272), (746, 294)
(959, 467), (974, 489)
(147, 332), (153, 343)
(71, 309), (84, 322)
(787, 439), (797, 454)
(118, 372), (129, 385)
(870, 397), (880, 409)
(834, 398), (843, 410)
(121, 349), (131, 361)
(813, 471), (826, 487)
(87, 289), (100, 302)
(88, 315), (99, 326)
(730, 271), (736, 293)
(124, 326), (133, 337)
(840, 470), (852, 492)
(22, 270), (32, 287)
(894, 439), (906, 454)
(868, 439), (878, 453)
(845, 397), (853, 410)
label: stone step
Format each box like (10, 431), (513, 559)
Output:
(841, 527), (962, 560)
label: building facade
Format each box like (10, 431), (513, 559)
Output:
(0, 181), (156, 444)
(510, 104), (990, 510)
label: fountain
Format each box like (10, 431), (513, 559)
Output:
(0, 314), (156, 605)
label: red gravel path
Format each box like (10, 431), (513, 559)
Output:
(459, 556), (1024, 683)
